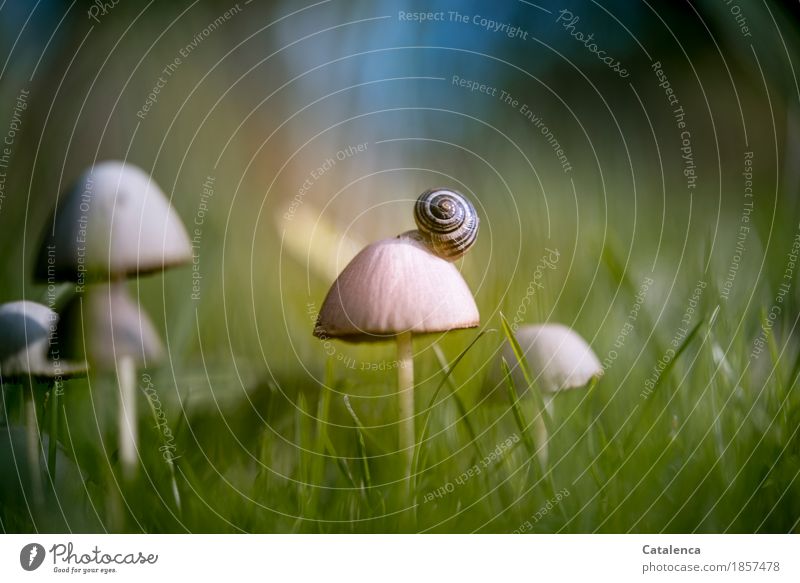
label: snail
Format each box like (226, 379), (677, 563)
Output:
(412, 188), (479, 261)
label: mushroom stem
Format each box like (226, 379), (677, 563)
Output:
(23, 381), (44, 506)
(117, 356), (138, 480)
(543, 393), (555, 418)
(396, 331), (415, 480)
(536, 393), (554, 470)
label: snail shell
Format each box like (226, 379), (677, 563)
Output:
(413, 188), (479, 261)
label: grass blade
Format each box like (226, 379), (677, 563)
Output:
(143, 386), (182, 514)
(499, 313), (552, 437)
(343, 395), (371, 492)
(651, 316), (705, 396)
(431, 342), (486, 461)
(625, 314), (706, 448)
(602, 242), (664, 354)
(312, 387), (332, 484)
(762, 307), (785, 391)
(499, 313), (533, 386)
(411, 329), (493, 484)
(500, 357), (536, 458)
(323, 435), (358, 490)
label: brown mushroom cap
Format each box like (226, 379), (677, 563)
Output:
(55, 283), (164, 370)
(504, 323), (603, 393)
(0, 301), (86, 381)
(313, 232), (479, 342)
(35, 161), (191, 282)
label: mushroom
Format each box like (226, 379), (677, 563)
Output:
(55, 283), (164, 478)
(502, 323), (602, 467)
(35, 160), (191, 281)
(504, 324), (602, 400)
(0, 301), (86, 504)
(314, 189), (480, 479)
(35, 160), (191, 478)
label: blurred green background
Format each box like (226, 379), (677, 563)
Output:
(0, 0), (799, 532)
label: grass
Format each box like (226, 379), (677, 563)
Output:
(2, 213), (799, 534)
(0, 0), (798, 534)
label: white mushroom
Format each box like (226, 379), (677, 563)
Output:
(0, 301), (86, 504)
(504, 323), (603, 397)
(315, 189), (480, 480)
(503, 323), (602, 468)
(35, 160), (190, 480)
(55, 283), (163, 477)
(0, 301), (57, 380)
(314, 232), (479, 340)
(35, 160), (191, 281)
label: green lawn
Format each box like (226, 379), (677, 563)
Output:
(1, 0), (799, 535)
(3, 208), (798, 533)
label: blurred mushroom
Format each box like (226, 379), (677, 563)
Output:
(56, 283), (164, 479)
(35, 160), (191, 282)
(35, 160), (190, 479)
(502, 323), (602, 467)
(0, 301), (86, 503)
(505, 324), (602, 399)
(314, 189), (480, 479)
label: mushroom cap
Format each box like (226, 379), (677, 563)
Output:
(313, 232), (479, 342)
(55, 283), (164, 370)
(0, 301), (85, 381)
(35, 160), (191, 282)
(503, 323), (602, 393)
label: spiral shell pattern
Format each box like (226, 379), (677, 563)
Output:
(413, 188), (479, 261)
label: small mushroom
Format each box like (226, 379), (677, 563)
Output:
(504, 323), (603, 398)
(314, 189), (480, 479)
(0, 301), (86, 504)
(35, 160), (191, 282)
(55, 283), (163, 478)
(0, 301), (59, 380)
(35, 160), (190, 480)
(502, 323), (602, 468)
